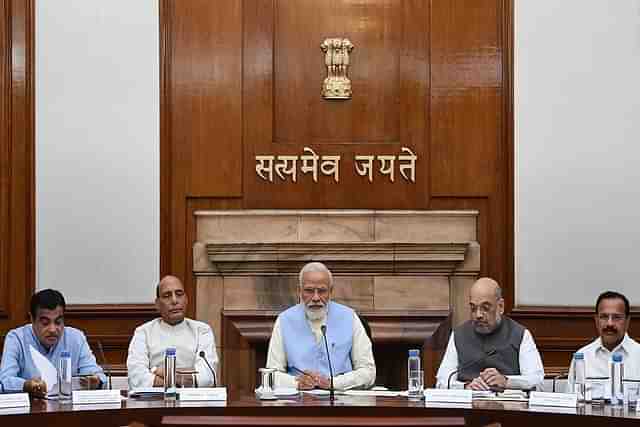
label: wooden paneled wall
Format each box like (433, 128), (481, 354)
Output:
(2, 0), (630, 375)
(0, 0), (34, 338)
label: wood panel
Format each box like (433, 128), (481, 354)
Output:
(160, 0), (245, 297)
(0, 0), (34, 331)
(0, 0), (10, 318)
(273, 0), (402, 144)
(431, 0), (501, 88)
(243, 0), (429, 209)
(430, 89), (501, 196)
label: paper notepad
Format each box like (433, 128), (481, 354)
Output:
(29, 345), (57, 395)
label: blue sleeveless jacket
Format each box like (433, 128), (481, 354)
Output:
(280, 301), (353, 377)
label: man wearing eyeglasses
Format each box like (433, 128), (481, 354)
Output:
(567, 291), (639, 393)
(436, 278), (544, 390)
(265, 262), (376, 390)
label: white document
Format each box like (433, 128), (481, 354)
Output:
(178, 387), (227, 402)
(424, 388), (472, 404)
(0, 393), (30, 409)
(72, 390), (122, 405)
(29, 345), (57, 395)
(344, 390), (401, 397)
(529, 391), (577, 408)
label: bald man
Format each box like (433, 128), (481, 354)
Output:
(436, 278), (544, 390)
(126, 276), (218, 389)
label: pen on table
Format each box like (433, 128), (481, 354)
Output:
(289, 366), (312, 377)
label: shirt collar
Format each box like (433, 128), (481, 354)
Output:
(595, 333), (631, 356)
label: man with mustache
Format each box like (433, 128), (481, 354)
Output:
(436, 278), (544, 390)
(127, 275), (218, 389)
(0, 289), (105, 396)
(266, 262), (375, 390)
(567, 291), (639, 393)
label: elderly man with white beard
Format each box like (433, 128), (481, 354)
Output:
(265, 262), (376, 390)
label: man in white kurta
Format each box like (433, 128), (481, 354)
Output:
(566, 291), (640, 394)
(265, 262), (376, 390)
(127, 276), (218, 389)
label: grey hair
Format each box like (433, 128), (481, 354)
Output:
(298, 262), (333, 288)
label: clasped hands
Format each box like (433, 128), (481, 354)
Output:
(465, 368), (508, 391)
(295, 370), (331, 390)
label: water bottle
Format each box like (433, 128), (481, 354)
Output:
(573, 352), (585, 402)
(164, 347), (177, 400)
(58, 350), (72, 401)
(407, 349), (422, 399)
(610, 353), (624, 406)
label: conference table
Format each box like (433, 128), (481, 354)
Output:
(1, 391), (640, 427)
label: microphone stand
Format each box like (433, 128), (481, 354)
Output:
(199, 351), (217, 387)
(97, 341), (112, 390)
(320, 325), (335, 403)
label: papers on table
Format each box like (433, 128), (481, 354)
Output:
(343, 390), (401, 397)
(424, 388), (472, 404)
(529, 391), (577, 408)
(129, 387), (165, 399)
(72, 390), (122, 405)
(0, 393), (30, 409)
(178, 387), (227, 401)
(472, 389), (528, 402)
(302, 389), (330, 396)
(29, 345), (57, 395)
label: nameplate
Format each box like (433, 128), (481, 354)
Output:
(423, 388), (472, 404)
(72, 390), (122, 405)
(529, 391), (577, 408)
(178, 387), (227, 401)
(0, 393), (30, 409)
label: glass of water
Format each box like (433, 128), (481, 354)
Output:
(624, 380), (640, 409)
(408, 370), (424, 400)
(585, 377), (607, 405)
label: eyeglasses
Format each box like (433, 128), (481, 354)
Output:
(597, 314), (626, 322)
(469, 304), (493, 314)
(302, 287), (329, 297)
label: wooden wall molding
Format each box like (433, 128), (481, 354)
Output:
(0, 0), (34, 328)
(200, 242), (471, 276)
(65, 304), (157, 319)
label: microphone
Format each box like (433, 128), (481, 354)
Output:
(97, 340), (112, 390)
(198, 351), (217, 387)
(447, 348), (497, 389)
(320, 325), (335, 403)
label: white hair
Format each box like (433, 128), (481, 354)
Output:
(298, 262), (333, 288)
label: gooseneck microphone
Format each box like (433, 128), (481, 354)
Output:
(97, 340), (112, 390)
(198, 351), (217, 387)
(320, 325), (335, 403)
(447, 348), (497, 389)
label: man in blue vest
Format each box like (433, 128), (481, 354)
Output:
(266, 262), (376, 390)
(436, 278), (544, 390)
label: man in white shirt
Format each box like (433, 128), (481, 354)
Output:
(127, 275), (218, 389)
(436, 278), (544, 390)
(266, 262), (376, 390)
(567, 291), (640, 393)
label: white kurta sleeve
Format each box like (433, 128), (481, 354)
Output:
(505, 329), (545, 390)
(265, 317), (298, 388)
(127, 326), (155, 389)
(333, 313), (376, 390)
